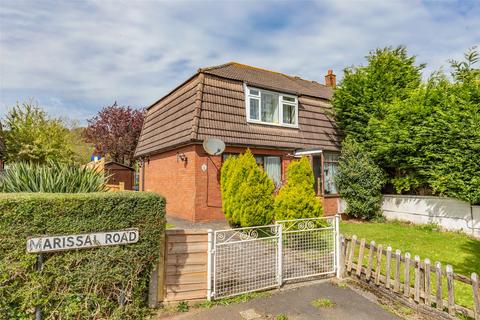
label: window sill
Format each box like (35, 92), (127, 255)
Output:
(247, 120), (299, 129)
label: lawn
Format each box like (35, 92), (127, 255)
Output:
(340, 220), (480, 310)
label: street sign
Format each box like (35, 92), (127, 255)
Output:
(26, 229), (139, 253)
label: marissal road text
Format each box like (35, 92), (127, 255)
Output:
(26, 229), (139, 253)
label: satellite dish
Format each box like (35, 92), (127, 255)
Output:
(203, 138), (225, 156)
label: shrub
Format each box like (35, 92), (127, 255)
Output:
(274, 157), (323, 221)
(335, 138), (386, 220)
(0, 161), (108, 193)
(220, 150), (275, 227)
(0, 192), (165, 319)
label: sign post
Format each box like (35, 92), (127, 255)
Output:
(27, 229), (139, 319)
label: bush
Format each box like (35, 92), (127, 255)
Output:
(220, 150), (275, 227)
(0, 161), (108, 193)
(335, 138), (386, 220)
(274, 157), (323, 221)
(0, 192), (165, 319)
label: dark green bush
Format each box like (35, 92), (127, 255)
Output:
(274, 157), (323, 221)
(0, 161), (108, 193)
(0, 192), (165, 319)
(220, 150), (275, 227)
(335, 138), (386, 220)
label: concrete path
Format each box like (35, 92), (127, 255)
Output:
(163, 281), (401, 320)
(167, 216), (229, 231)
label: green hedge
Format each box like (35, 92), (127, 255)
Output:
(0, 192), (165, 319)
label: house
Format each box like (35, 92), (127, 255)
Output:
(85, 158), (135, 190)
(135, 62), (341, 222)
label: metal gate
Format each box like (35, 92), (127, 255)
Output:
(208, 215), (340, 300)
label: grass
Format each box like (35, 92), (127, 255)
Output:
(340, 219), (480, 309)
(194, 291), (271, 309)
(311, 298), (335, 308)
(275, 314), (289, 320)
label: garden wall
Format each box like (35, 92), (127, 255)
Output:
(381, 195), (480, 238)
(338, 195), (480, 238)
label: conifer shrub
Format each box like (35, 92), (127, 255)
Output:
(220, 150), (275, 227)
(274, 157), (323, 221)
(335, 138), (386, 220)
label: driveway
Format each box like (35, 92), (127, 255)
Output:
(161, 281), (401, 320)
(167, 216), (229, 231)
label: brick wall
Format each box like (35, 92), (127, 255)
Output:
(321, 196), (339, 216)
(142, 144), (339, 221)
(141, 145), (198, 221)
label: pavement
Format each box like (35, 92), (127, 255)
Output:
(167, 216), (229, 231)
(161, 280), (401, 320)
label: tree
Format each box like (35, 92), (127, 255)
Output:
(335, 138), (386, 220)
(85, 103), (145, 166)
(2, 102), (76, 163)
(220, 150), (275, 227)
(333, 46), (424, 144)
(273, 157), (323, 221)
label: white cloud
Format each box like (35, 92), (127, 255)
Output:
(0, 0), (479, 124)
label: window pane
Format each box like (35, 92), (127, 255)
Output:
(250, 89), (260, 96)
(250, 98), (259, 120)
(261, 92), (279, 123)
(264, 156), (281, 187)
(282, 104), (296, 125)
(323, 161), (338, 194)
(324, 151), (339, 162)
(255, 155), (264, 166)
(282, 96), (296, 102)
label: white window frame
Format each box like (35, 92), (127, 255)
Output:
(244, 83), (299, 128)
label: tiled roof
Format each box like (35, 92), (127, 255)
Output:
(201, 62), (332, 100)
(135, 63), (340, 157)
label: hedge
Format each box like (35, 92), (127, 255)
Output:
(0, 192), (166, 319)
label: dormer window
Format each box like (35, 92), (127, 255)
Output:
(245, 85), (298, 128)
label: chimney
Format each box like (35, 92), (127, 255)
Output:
(325, 69), (336, 88)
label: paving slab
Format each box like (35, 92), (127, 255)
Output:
(164, 281), (401, 320)
(167, 216), (229, 231)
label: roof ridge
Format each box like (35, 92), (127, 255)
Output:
(201, 61), (328, 87)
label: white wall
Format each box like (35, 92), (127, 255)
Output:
(382, 195), (479, 238)
(338, 195), (479, 238)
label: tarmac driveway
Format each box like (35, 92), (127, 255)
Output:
(163, 280), (401, 320)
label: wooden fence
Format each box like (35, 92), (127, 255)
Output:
(342, 235), (479, 320)
(159, 229), (209, 303)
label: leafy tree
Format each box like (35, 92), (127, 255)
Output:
(85, 103), (145, 166)
(2, 102), (76, 163)
(220, 150), (275, 227)
(335, 138), (386, 220)
(333, 46), (424, 144)
(274, 157), (323, 221)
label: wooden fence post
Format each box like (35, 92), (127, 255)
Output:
(414, 255), (421, 303)
(375, 244), (383, 286)
(385, 246), (392, 289)
(435, 261), (443, 311)
(339, 236), (345, 278)
(424, 258), (431, 307)
(446, 264), (455, 315)
(404, 253), (411, 299)
(157, 233), (166, 305)
(356, 239), (366, 277)
(394, 249), (401, 293)
(366, 241), (375, 281)
(347, 235), (357, 273)
(472, 272), (479, 320)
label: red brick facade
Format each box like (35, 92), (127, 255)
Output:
(141, 144), (339, 221)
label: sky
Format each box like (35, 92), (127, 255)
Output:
(1, 0), (479, 125)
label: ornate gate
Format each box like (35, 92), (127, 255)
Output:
(208, 216), (340, 300)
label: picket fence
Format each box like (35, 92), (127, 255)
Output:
(342, 235), (479, 320)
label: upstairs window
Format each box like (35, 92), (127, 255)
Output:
(245, 85), (298, 127)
